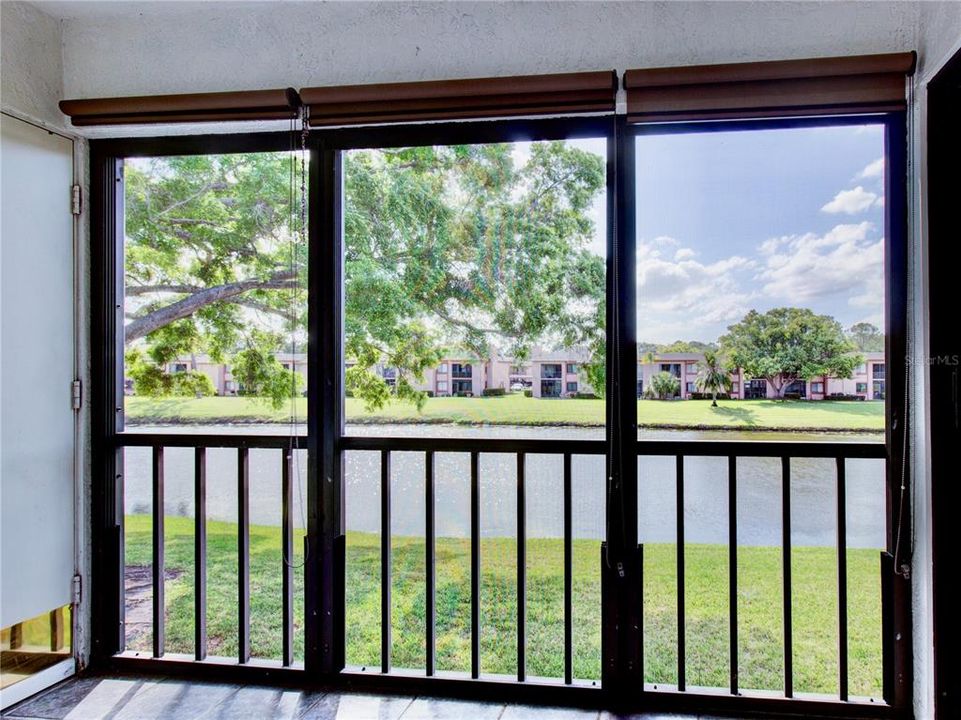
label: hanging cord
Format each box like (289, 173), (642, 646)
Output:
(284, 106), (310, 570)
(893, 79), (915, 579)
(605, 126), (628, 574)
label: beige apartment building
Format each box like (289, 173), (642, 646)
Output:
(637, 351), (886, 401)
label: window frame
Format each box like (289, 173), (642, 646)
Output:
(624, 111), (910, 711)
(88, 108), (909, 716)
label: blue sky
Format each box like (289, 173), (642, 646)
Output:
(633, 124), (886, 345)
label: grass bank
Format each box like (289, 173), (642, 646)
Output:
(125, 515), (882, 696)
(125, 396), (885, 432)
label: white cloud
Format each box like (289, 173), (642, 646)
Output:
(821, 186), (879, 214)
(636, 238), (755, 342)
(756, 222), (883, 311)
(857, 157), (884, 180)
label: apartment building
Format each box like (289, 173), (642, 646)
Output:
(164, 353), (308, 396)
(637, 351), (886, 401)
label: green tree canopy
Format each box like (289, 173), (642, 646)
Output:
(657, 340), (718, 353)
(847, 322), (885, 352)
(123, 142), (606, 408)
(720, 308), (862, 398)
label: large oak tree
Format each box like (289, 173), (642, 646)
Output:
(720, 307), (862, 398)
(124, 142), (606, 407)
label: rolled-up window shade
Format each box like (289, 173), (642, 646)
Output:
(300, 71), (617, 127)
(59, 88), (300, 126)
(624, 52), (916, 123)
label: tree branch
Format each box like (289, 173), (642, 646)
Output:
(124, 271), (297, 343)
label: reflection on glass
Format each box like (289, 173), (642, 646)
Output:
(0, 606), (71, 689)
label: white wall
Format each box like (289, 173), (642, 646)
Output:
(0, 1), (65, 129)
(47, 1), (921, 100)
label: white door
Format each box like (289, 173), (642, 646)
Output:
(0, 114), (76, 705)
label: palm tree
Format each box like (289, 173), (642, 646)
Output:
(695, 350), (732, 407)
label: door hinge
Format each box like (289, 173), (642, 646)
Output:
(72, 574), (82, 606)
(71, 184), (82, 215)
(71, 379), (82, 410)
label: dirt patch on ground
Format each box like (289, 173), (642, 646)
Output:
(124, 565), (184, 648)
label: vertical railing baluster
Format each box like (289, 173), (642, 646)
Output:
(381, 449), (391, 674)
(152, 446), (165, 658)
(728, 454), (738, 696)
(194, 447), (207, 661)
(837, 456), (849, 701)
(564, 452), (573, 685)
(517, 452), (526, 683)
(238, 446), (250, 664)
(471, 450), (480, 679)
(282, 448), (294, 667)
(782, 455), (793, 698)
(676, 454), (685, 691)
(425, 451), (436, 677)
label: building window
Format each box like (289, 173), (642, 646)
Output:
(855, 363), (867, 374)
(857, 382), (868, 394)
(437, 380), (447, 392)
(509, 364), (528, 375)
(566, 363), (579, 374)
(541, 364), (562, 379)
(172, 362), (188, 373)
(811, 381), (824, 393)
(686, 382), (695, 393)
(731, 382), (739, 393)
(660, 363), (682, 378)
(873, 363), (886, 379)
(541, 379), (561, 397)
(688, 363), (699, 374)
(566, 381), (578, 393)
(873, 380), (886, 400)
(452, 363), (472, 378)
(437, 363), (448, 374)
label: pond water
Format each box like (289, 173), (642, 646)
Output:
(124, 423), (886, 548)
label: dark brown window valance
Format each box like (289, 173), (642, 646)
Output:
(299, 71), (617, 127)
(624, 52), (916, 123)
(59, 88), (300, 126)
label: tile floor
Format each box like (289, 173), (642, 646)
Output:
(1, 674), (726, 720)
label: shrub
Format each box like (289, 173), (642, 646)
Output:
(783, 392), (802, 400)
(651, 371), (680, 400)
(570, 392), (599, 399)
(523, 389), (533, 398)
(482, 388), (506, 397)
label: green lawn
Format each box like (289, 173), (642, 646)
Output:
(125, 395), (884, 432)
(125, 515), (882, 697)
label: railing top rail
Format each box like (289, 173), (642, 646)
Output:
(115, 432), (885, 458)
(116, 433), (305, 449)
